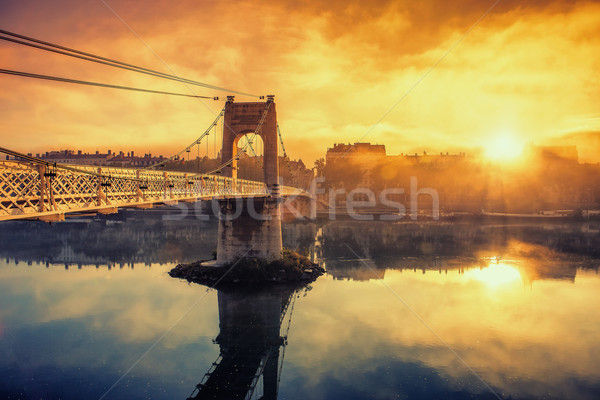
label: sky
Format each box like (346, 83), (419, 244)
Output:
(1, 0), (600, 164)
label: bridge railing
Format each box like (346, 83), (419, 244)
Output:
(0, 161), (276, 221)
(279, 185), (307, 197)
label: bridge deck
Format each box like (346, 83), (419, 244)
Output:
(0, 161), (304, 222)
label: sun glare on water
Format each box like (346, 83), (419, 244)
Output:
(467, 263), (522, 289)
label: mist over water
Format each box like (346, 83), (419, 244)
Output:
(0, 216), (599, 399)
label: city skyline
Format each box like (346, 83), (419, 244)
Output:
(1, 0), (600, 163)
(15, 138), (594, 167)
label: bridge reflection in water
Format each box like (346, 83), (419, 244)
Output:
(189, 286), (301, 400)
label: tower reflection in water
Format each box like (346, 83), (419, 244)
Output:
(189, 285), (302, 400)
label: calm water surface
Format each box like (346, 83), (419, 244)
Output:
(0, 215), (599, 399)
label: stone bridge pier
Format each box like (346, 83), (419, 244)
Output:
(216, 196), (282, 265)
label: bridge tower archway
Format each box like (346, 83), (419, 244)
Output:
(222, 96), (279, 190)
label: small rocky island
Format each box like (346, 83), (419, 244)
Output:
(169, 249), (324, 287)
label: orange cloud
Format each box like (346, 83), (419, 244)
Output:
(1, 0), (599, 164)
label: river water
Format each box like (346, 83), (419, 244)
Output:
(0, 214), (599, 399)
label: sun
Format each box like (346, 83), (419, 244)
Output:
(484, 135), (524, 161)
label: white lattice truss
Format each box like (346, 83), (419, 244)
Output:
(0, 161), (305, 222)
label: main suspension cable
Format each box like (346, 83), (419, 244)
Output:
(0, 69), (216, 99)
(0, 29), (259, 98)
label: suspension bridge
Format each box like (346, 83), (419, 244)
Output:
(0, 29), (307, 220)
(0, 96), (305, 222)
(0, 29), (312, 264)
(0, 96), (306, 221)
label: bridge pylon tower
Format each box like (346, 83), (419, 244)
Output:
(222, 95), (279, 192)
(216, 96), (283, 265)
